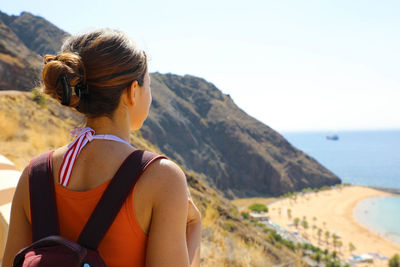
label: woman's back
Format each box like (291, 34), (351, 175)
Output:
(50, 143), (154, 266)
(50, 139), (155, 234)
(2, 28), (201, 267)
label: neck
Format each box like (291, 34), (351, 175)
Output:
(86, 115), (130, 142)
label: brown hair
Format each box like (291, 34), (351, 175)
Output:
(42, 29), (147, 118)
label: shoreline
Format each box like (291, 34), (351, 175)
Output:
(367, 186), (400, 195)
(353, 194), (400, 247)
(267, 185), (400, 267)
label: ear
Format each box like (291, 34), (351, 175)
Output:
(125, 80), (139, 106)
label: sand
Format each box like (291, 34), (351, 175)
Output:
(267, 186), (400, 266)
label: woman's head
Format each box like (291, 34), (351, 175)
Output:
(42, 29), (148, 120)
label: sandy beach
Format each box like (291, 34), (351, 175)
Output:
(267, 186), (400, 266)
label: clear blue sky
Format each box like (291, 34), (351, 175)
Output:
(2, 0), (400, 132)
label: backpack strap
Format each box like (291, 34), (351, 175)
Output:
(29, 150), (60, 241)
(78, 150), (167, 250)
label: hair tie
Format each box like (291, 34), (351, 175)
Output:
(60, 75), (89, 106)
(60, 75), (72, 106)
(75, 82), (89, 99)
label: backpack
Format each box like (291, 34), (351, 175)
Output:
(13, 150), (165, 267)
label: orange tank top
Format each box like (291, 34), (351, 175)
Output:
(52, 180), (147, 267)
(28, 129), (153, 266)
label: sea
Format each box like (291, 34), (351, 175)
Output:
(281, 130), (400, 246)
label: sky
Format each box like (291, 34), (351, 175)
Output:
(2, 0), (400, 132)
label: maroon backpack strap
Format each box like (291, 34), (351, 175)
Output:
(29, 150), (60, 241)
(78, 150), (166, 250)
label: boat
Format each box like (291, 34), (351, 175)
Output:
(326, 134), (339, 141)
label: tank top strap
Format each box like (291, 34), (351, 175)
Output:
(58, 127), (134, 186)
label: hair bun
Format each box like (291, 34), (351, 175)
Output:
(42, 53), (87, 107)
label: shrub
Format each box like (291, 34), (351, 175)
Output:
(229, 206), (239, 217)
(325, 259), (341, 267)
(389, 254), (400, 267)
(269, 230), (283, 243)
(241, 211), (250, 220)
(223, 221), (235, 232)
(282, 240), (295, 251)
(32, 88), (47, 108)
(313, 251), (322, 263)
(248, 203), (268, 213)
(320, 185), (331, 191)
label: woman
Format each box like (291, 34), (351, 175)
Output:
(2, 29), (201, 267)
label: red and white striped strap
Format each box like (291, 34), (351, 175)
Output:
(58, 127), (133, 186)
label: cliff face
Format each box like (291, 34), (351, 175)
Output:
(0, 11), (68, 56)
(0, 10), (341, 198)
(0, 11), (68, 91)
(0, 20), (41, 91)
(143, 73), (341, 197)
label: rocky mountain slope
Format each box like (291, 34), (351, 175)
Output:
(144, 73), (340, 197)
(0, 10), (341, 199)
(0, 11), (68, 56)
(0, 11), (68, 92)
(0, 20), (41, 91)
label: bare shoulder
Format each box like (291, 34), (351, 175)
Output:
(141, 158), (189, 204)
(143, 158), (187, 186)
(142, 158), (190, 266)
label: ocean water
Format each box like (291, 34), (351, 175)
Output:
(281, 130), (400, 189)
(354, 196), (400, 245)
(281, 130), (400, 245)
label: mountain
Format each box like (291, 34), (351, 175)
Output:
(0, 20), (41, 91)
(0, 11), (68, 91)
(0, 11), (68, 56)
(143, 73), (340, 197)
(0, 10), (341, 198)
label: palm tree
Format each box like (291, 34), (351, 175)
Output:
(317, 228), (322, 244)
(325, 230), (330, 246)
(301, 220), (308, 230)
(287, 208), (292, 220)
(332, 233), (338, 249)
(314, 251), (321, 264)
(349, 242), (356, 255)
(294, 217), (300, 229)
(332, 250), (337, 259)
(389, 254), (400, 267)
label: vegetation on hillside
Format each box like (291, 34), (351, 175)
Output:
(389, 254), (400, 267)
(248, 203), (269, 213)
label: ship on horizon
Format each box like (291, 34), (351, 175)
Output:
(326, 134), (339, 141)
